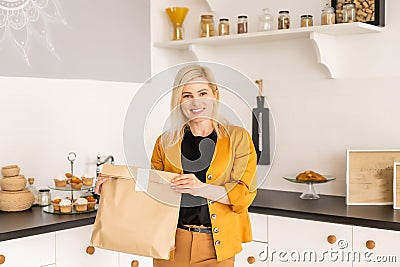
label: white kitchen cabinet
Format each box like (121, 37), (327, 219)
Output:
(55, 225), (118, 267)
(268, 215), (352, 267)
(250, 212), (268, 242)
(234, 213), (269, 266)
(119, 252), (153, 267)
(353, 226), (400, 266)
(0, 232), (55, 267)
(235, 241), (269, 267)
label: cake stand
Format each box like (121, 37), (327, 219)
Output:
(283, 175), (336, 199)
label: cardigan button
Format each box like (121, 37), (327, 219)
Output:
(207, 174), (213, 180)
(213, 227), (219, 233)
(211, 213), (217, 219)
(215, 240), (221, 246)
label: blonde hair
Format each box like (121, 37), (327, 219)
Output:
(162, 65), (229, 146)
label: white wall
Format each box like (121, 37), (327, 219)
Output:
(0, 77), (138, 189)
(1, 0), (399, 197)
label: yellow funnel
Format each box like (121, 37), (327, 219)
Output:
(165, 7), (189, 41)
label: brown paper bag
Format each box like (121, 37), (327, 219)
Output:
(90, 164), (181, 259)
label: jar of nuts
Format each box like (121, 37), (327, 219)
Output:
(278, 10), (290, 30)
(200, 14), (216, 37)
(300, 15), (313, 27)
(321, 3), (336, 25)
(343, 2), (356, 23)
(237, 15), (248, 34)
(218, 18), (230, 36)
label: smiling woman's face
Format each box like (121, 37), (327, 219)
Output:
(180, 78), (217, 123)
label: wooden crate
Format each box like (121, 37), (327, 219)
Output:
(346, 150), (400, 205)
(331, 0), (385, 26)
(393, 163), (400, 209)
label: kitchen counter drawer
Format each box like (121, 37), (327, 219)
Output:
(0, 232), (55, 267)
(55, 225), (118, 267)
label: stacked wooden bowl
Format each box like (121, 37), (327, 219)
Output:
(0, 165), (34, 212)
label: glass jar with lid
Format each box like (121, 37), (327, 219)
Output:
(321, 3), (336, 25)
(38, 188), (51, 206)
(257, 8), (273, 31)
(200, 14), (216, 37)
(300, 15), (313, 27)
(237, 15), (248, 34)
(218, 18), (230, 36)
(277, 10), (290, 30)
(343, 2), (356, 23)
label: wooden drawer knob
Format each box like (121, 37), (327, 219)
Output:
(131, 260), (139, 267)
(0, 255), (5, 264)
(247, 256), (256, 264)
(327, 235), (337, 244)
(86, 246), (95, 255)
(366, 240), (375, 249)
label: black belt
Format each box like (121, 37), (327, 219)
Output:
(179, 225), (212, 234)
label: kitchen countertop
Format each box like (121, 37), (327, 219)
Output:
(2, 189), (400, 242)
(0, 206), (95, 242)
(249, 189), (400, 231)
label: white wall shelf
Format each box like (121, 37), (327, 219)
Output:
(154, 22), (383, 78)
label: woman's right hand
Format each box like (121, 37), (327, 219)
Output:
(95, 174), (113, 194)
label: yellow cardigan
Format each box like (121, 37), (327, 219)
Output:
(151, 125), (257, 261)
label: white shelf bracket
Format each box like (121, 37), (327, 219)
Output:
(310, 32), (337, 79)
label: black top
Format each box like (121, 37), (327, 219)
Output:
(178, 128), (217, 227)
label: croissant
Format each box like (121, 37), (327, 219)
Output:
(296, 170), (327, 181)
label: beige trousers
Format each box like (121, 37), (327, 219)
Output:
(153, 228), (234, 267)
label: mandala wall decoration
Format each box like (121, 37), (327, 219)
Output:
(0, 0), (66, 65)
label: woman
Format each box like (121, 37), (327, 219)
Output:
(151, 64), (257, 266)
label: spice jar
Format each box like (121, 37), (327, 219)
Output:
(321, 3), (336, 25)
(278, 10), (290, 30)
(237, 15), (248, 34)
(218, 18), (230, 36)
(258, 8), (273, 31)
(300, 15), (313, 27)
(200, 14), (216, 37)
(343, 2), (356, 23)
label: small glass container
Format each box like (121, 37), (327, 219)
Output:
(38, 189), (51, 206)
(218, 18), (230, 36)
(343, 2), (356, 23)
(200, 14), (216, 38)
(300, 15), (313, 27)
(237, 15), (248, 34)
(258, 8), (273, 31)
(321, 3), (336, 25)
(278, 10), (290, 30)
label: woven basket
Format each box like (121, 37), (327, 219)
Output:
(1, 165), (20, 177)
(0, 175), (27, 191)
(0, 190), (34, 212)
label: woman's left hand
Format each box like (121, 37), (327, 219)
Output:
(170, 173), (205, 196)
